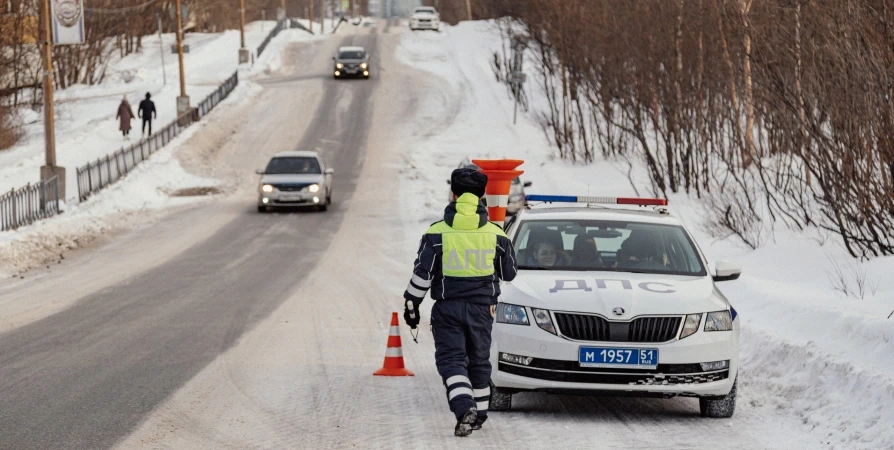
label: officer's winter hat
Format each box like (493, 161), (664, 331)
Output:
(451, 168), (488, 199)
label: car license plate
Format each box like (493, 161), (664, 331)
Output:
(279, 194), (302, 201)
(578, 347), (658, 369)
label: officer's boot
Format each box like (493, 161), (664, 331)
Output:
(454, 407), (477, 437)
(471, 415), (487, 431)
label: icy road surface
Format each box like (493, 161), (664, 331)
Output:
(0, 16), (882, 450)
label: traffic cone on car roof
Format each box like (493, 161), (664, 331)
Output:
(373, 312), (414, 376)
(472, 159), (525, 228)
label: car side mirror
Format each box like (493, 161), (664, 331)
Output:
(325, 168), (335, 174)
(713, 261), (742, 282)
(446, 180), (451, 184)
(524, 181), (532, 187)
(331, 56), (336, 61)
(255, 169), (265, 175)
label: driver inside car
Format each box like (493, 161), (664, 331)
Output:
(616, 230), (668, 271)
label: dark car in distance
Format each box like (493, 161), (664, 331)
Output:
(333, 46), (370, 79)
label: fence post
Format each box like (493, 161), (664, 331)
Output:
(10, 188), (16, 229)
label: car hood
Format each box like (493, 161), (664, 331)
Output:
(337, 59), (366, 64)
(501, 270), (728, 317)
(412, 13), (438, 19)
(260, 174), (324, 185)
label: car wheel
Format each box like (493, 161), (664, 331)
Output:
(257, 206), (267, 213)
(699, 378), (737, 418)
(489, 381), (512, 411)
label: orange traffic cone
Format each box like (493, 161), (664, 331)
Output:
(373, 312), (415, 376)
(472, 159), (525, 228)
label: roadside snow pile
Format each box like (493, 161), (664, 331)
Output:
(395, 21), (894, 450)
(0, 20), (318, 198)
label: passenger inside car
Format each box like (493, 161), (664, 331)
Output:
(523, 228), (571, 267)
(571, 235), (603, 268)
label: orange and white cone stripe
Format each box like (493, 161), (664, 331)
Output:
(373, 312), (414, 377)
(473, 159), (524, 228)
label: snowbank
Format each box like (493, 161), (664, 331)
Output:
(0, 23), (318, 277)
(0, 21), (320, 199)
(394, 21), (894, 449)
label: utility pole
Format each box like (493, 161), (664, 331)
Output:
(156, 13), (167, 86)
(309, 0), (314, 33)
(239, 0), (249, 63)
(321, 0), (325, 34)
(465, 0), (472, 21)
(39, 0), (64, 196)
(175, 0), (190, 116)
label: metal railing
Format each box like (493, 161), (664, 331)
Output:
(0, 176), (61, 231)
(76, 71), (240, 202)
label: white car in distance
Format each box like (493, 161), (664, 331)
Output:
(409, 6), (440, 31)
(491, 195), (742, 418)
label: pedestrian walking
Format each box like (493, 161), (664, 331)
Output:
(403, 168), (518, 437)
(138, 92), (157, 136)
(116, 96), (135, 140)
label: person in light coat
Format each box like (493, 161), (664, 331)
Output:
(116, 96), (135, 140)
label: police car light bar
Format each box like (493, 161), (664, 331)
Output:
(524, 195), (668, 206)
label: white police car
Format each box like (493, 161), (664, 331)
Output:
(490, 195), (741, 418)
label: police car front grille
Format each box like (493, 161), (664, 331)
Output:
(629, 316), (681, 343)
(498, 363), (729, 386)
(555, 313), (610, 341)
(555, 314), (681, 343)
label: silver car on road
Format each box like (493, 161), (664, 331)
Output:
(256, 151), (334, 212)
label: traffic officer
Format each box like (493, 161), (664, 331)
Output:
(403, 168), (518, 437)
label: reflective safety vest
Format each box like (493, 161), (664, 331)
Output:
(404, 193), (518, 306)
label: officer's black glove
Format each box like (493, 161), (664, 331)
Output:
(403, 300), (420, 329)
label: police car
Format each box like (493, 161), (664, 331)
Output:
(490, 195), (741, 418)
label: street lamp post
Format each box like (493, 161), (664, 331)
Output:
(175, 0), (190, 116)
(39, 0), (65, 197)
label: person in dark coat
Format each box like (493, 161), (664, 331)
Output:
(403, 168), (518, 437)
(116, 96), (135, 140)
(138, 92), (157, 136)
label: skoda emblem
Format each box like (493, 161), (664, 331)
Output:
(612, 307), (625, 316)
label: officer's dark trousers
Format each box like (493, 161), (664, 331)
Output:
(431, 300), (493, 422)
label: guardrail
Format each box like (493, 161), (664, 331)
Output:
(0, 176), (61, 231)
(76, 71), (239, 202)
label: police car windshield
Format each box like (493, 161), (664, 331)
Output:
(514, 220), (706, 276)
(264, 157), (321, 174)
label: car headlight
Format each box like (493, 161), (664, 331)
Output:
(360, 62), (368, 69)
(308, 184), (320, 193)
(261, 184), (274, 193)
(705, 311), (733, 331)
(336, 63), (344, 69)
(531, 308), (556, 334)
(679, 313), (702, 339)
(495, 303), (529, 325)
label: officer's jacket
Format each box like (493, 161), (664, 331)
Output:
(404, 193), (518, 306)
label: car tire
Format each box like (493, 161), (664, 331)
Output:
(699, 378), (737, 418)
(257, 206), (267, 213)
(489, 381), (512, 411)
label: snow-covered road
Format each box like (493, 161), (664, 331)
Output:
(0, 14), (889, 450)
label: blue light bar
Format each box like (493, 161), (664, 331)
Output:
(524, 195), (668, 206)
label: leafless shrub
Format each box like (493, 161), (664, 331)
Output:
(476, 0), (894, 259)
(826, 256), (880, 300)
(0, 105), (23, 151)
